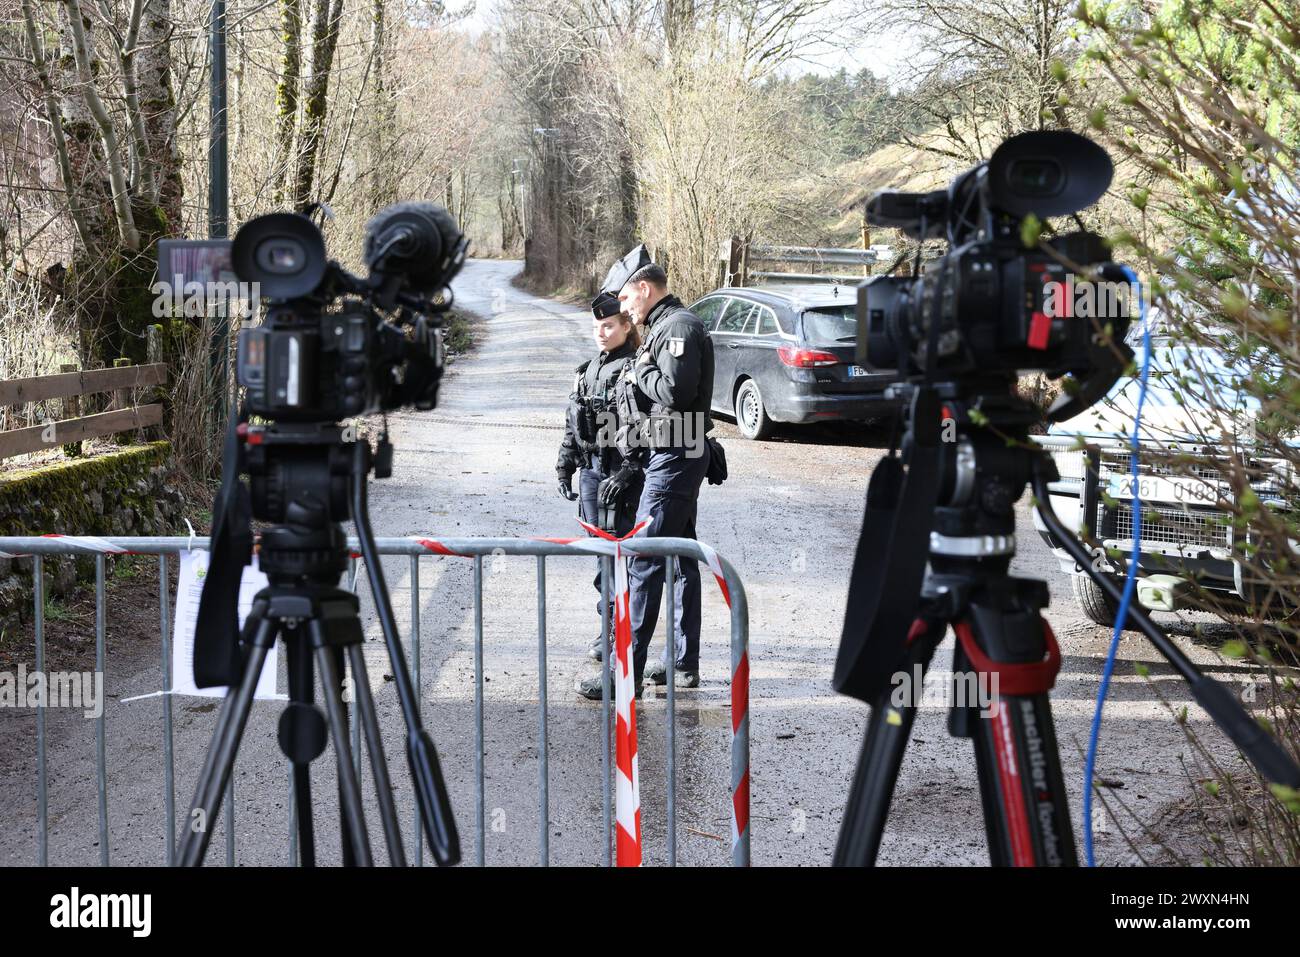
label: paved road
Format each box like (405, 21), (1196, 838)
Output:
(0, 258), (1243, 866)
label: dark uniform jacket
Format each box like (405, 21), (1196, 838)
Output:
(617, 294), (714, 449)
(557, 338), (640, 476)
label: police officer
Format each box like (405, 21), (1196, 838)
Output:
(596, 245), (714, 696)
(558, 291), (646, 688)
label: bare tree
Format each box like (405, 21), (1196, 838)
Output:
(496, 0), (833, 295)
(273, 0), (304, 204)
(292, 0), (345, 209)
(848, 0), (1084, 162)
(15, 0), (181, 367)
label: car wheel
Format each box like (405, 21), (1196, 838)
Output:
(734, 379), (774, 440)
(1071, 571), (1124, 627)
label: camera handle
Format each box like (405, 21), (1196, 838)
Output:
(350, 440), (462, 865)
(1030, 456), (1300, 789)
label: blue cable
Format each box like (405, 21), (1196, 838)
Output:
(1083, 265), (1151, 866)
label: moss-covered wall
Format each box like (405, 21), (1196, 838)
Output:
(0, 442), (184, 631)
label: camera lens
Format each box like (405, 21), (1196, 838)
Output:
(256, 239), (307, 275)
(1007, 158), (1063, 195)
(232, 212), (327, 299)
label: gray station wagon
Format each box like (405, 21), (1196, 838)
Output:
(688, 285), (899, 439)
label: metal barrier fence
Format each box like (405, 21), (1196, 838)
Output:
(0, 534), (750, 866)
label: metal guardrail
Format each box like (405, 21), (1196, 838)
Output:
(747, 271), (866, 285)
(717, 238), (896, 288)
(0, 534), (750, 867)
(748, 244), (889, 267)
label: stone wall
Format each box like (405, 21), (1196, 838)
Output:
(0, 442), (184, 632)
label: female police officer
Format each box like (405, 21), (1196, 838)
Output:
(556, 291), (646, 683)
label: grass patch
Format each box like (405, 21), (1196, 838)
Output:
(112, 556), (142, 582)
(42, 597), (81, 623)
(443, 308), (476, 357)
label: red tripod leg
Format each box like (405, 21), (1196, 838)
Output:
(955, 608), (1077, 867)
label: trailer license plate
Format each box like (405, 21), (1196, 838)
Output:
(1106, 475), (1220, 505)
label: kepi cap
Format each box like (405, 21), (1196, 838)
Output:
(600, 244), (654, 295)
(591, 291), (621, 319)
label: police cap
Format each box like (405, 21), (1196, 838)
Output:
(600, 244), (654, 295)
(591, 290), (621, 319)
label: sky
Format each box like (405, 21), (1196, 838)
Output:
(452, 0), (920, 82)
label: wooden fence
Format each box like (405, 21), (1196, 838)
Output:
(0, 326), (170, 462)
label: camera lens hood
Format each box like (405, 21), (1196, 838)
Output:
(231, 212), (328, 300)
(987, 129), (1113, 218)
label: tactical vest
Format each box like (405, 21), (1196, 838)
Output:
(573, 340), (636, 469)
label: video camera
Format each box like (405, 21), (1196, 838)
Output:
(858, 130), (1132, 422)
(832, 131), (1300, 867)
(234, 201), (467, 421)
(181, 201), (468, 868)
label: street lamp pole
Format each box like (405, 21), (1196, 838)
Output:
(512, 158), (529, 247)
(209, 0), (230, 426)
(209, 0), (228, 241)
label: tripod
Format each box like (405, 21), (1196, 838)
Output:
(835, 389), (1076, 866)
(834, 384), (1300, 866)
(178, 425), (457, 867)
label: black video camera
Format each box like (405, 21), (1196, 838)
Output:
(234, 201), (468, 421)
(189, 202), (469, 868)
(858, 130), (1132, 421)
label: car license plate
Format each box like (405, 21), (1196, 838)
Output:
(1106, 475), (1220, 505)
(848, 365), (870, 378)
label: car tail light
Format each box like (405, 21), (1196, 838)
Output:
(778, 345), (839, 368)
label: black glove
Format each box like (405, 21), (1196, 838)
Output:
(557, 468), (578, 501)
(598, 466), (637, 506)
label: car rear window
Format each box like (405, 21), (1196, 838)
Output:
(755, 307), (779, 336)
(801, 306), (857, 346)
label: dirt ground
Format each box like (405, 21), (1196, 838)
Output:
(0, 258), (1255, 866)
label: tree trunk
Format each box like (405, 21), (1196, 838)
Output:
(137, 0), (182, 229)
(55, 1), (118, 260)
(231, 16), (246, 157)
(58, 0), (139, 251)
(617, 147), (637, 248)
(19, 0), (92, 252)
(273, 0), (303, 205)
(367, 0), (394, 210)
(292, 0), (344, 211)
(48, 0), (176, 370)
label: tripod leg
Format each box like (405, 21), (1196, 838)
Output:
(329, 646), (356, 868)
(972, 686), (1071, 868)
(285, 637), (316, 867)
(834, 621), (943, 866)
(969, 689), (1076, 866)
(351, 443), (459, 865)
(958, 607), (1078, 867)
(178, 615), (277, 867)
(346, 642), (408, 867)
(316, 643), (373, 866)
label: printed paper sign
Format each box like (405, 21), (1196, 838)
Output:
(171, 549), (278, 699)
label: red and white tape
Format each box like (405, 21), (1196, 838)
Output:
(612, 538), (642, 866)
